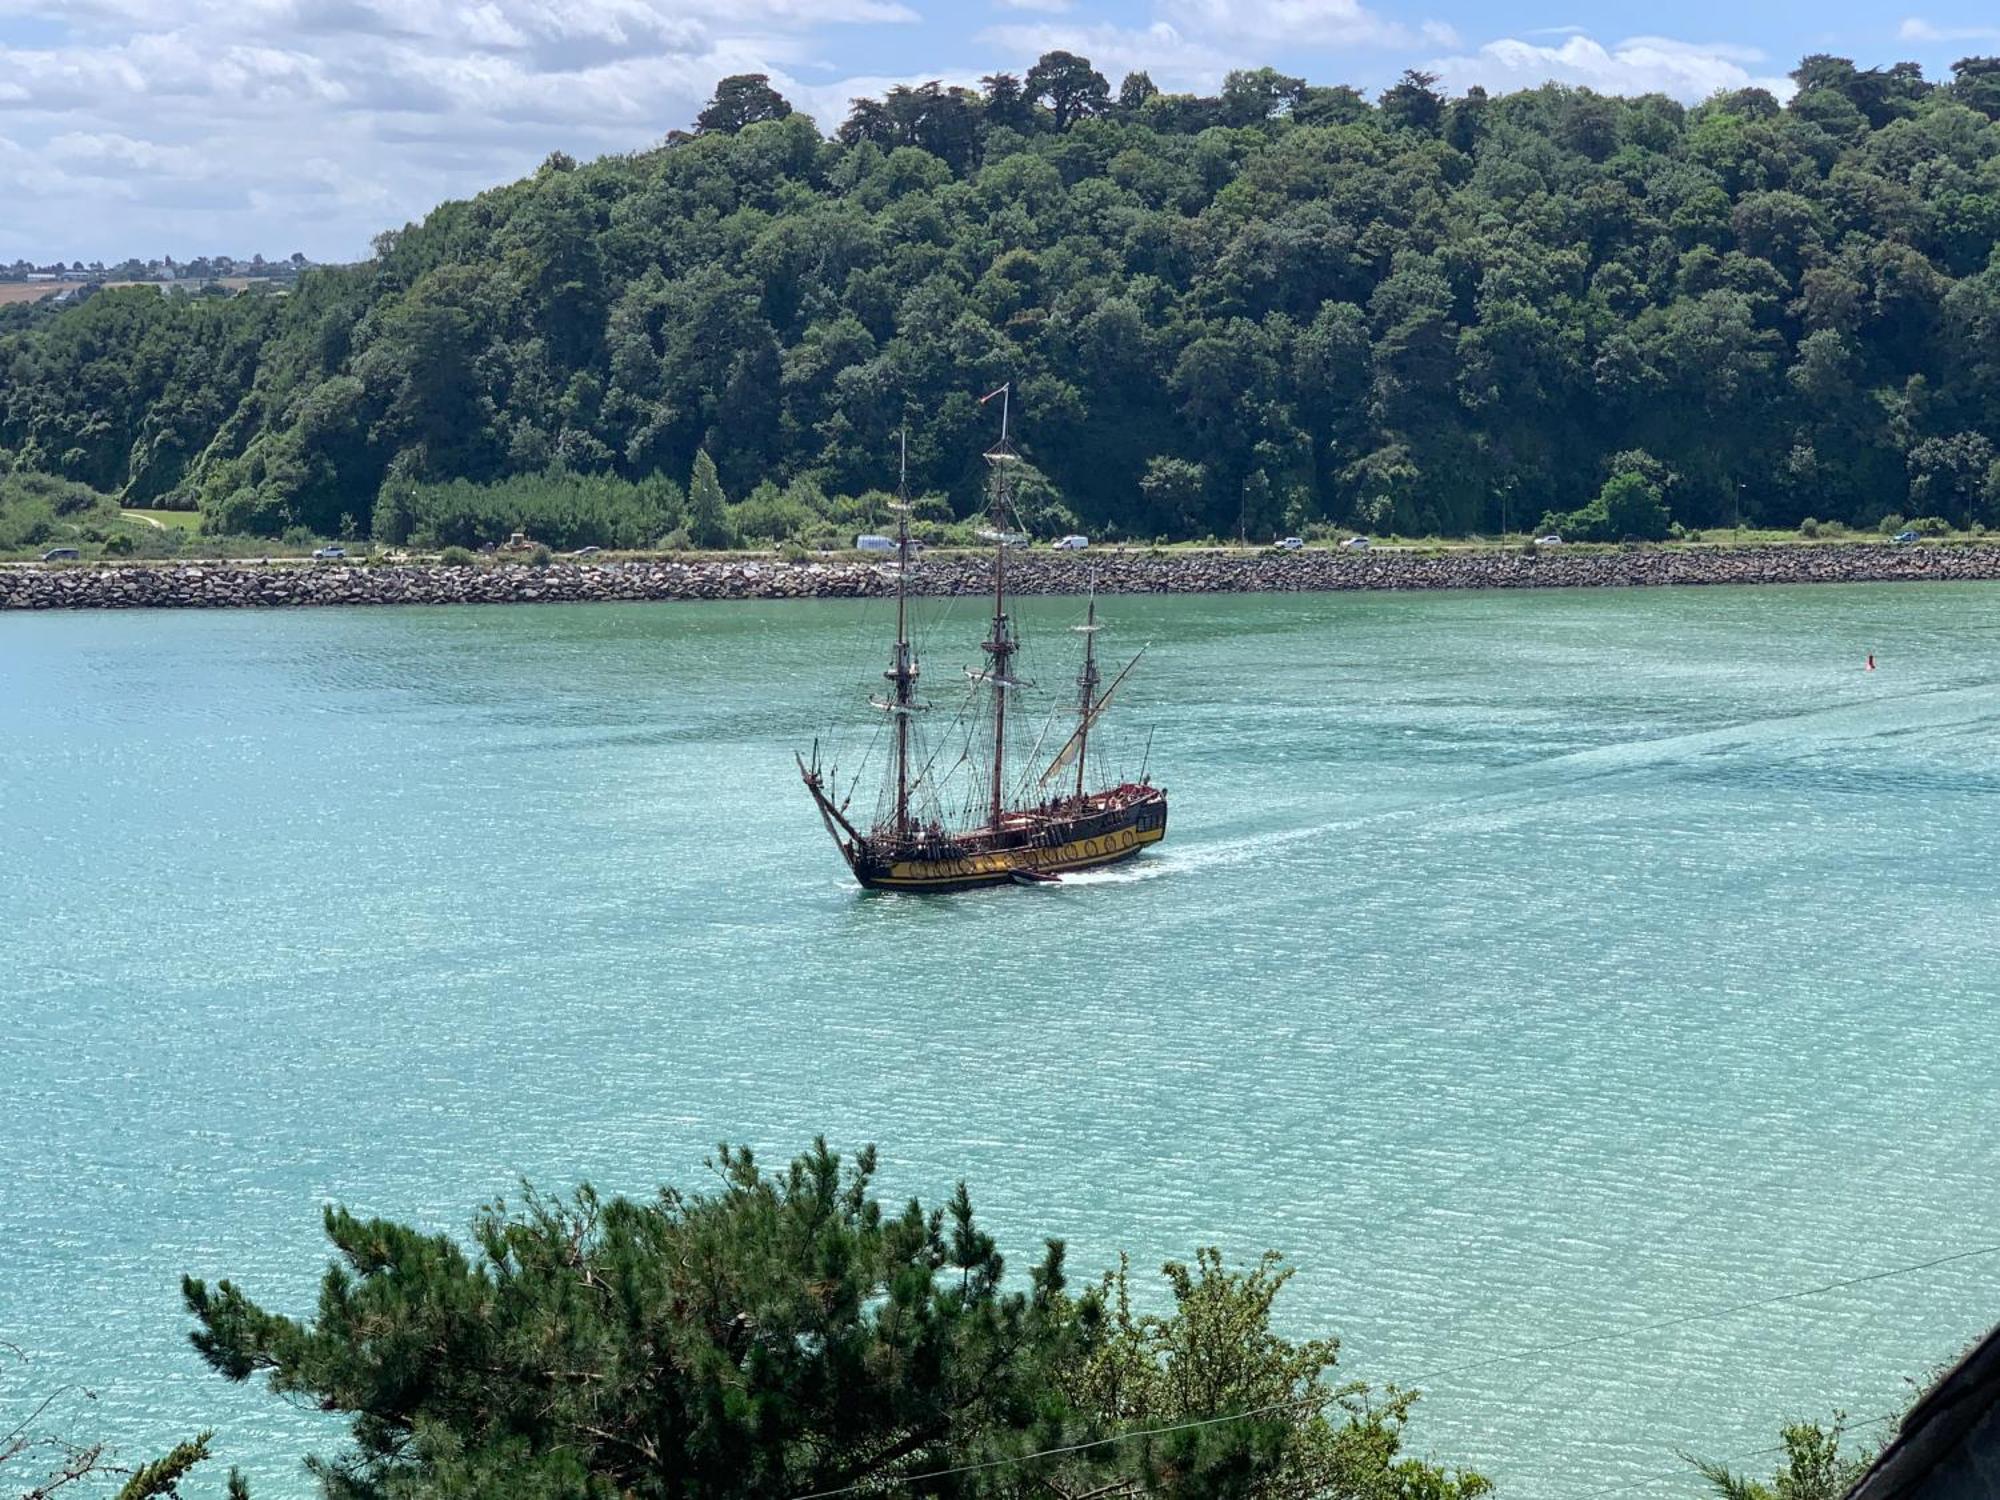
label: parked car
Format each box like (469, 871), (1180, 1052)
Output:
(1274, 536), (1305, 551)
(39, 547), (80, 561)
(1340, 536), (1371, 550)
(570, 545), (602, 557)
(1892, 529), (1920, 544)
(1051, 534), (1089, 550)
(311, 545), (347, 559)
(1534, 534), (1565, 546)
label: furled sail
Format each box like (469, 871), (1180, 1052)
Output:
(1038, 648), (1144, 787)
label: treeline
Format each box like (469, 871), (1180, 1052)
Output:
(1, 253), (312, 281)
(2, 52), (1999, 544)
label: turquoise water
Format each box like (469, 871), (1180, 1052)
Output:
(4, 585), (2000, 1498)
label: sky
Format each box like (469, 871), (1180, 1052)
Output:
(2, 0), (1999, 264)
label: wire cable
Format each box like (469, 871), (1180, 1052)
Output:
(788, 1389), (1338, 1500)
(783, 1240), (2000, 1498)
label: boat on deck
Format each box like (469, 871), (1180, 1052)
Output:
(798, 387), (1169, 893)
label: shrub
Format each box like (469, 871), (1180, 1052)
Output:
(376, 469), (685, 552)
(1877, 512), (1907, 535)
(438, 545), (476, 567)
(1540, 471), (1671, 543)
(727, 481), (820, 543)
(102, 532), (135, 556)
(129, 525), (180, 559)
(1909, 515), (1951, 536)
(1799, 517), (1821, 537)
(685, 450), (733, 548)
(0, 469), (120, 551)
(529, 543), (553, 567)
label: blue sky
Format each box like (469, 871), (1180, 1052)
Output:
(1, 0), (1997, 263)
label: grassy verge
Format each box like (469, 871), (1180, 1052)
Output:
(124, 507), (204, 531)
(3, 531), (1989, 566)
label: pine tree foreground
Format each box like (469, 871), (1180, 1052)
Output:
(181, 1139), (1489, 1499)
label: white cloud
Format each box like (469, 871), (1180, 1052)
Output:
(1898, 17), (2000, 42)
(0, 0), (915, 260)
(1160, 0), (1411, 48)
(0, 0), (1781, 263)
(976, 0), (1453, 93)
(787, 67), (989, 129)
(976, 20), (1230, 89)
(1428, 33), (1795, 102)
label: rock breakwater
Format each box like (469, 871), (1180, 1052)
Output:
(7, 543), (2000, 611)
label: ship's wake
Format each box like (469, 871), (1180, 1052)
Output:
(1126, 678), (2000, 882)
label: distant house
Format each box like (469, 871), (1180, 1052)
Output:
(1846, 1322), (2000, 1500)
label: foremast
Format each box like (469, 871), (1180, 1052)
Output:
(979, 384), (1020, 831)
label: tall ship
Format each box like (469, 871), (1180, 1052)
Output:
(798, 388), (1168, 892)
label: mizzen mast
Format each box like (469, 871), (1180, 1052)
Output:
(979, 383), (1020, 830)
(1072, 588), (1101, 800)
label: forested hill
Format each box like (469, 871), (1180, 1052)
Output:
(4, 54), (2000, 545)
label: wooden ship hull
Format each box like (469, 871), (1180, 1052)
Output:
(811, 783), (1167, 892)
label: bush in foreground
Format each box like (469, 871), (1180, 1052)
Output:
(183, 1139), (1488, 1500)
(1692, 1414), (1873, 1500)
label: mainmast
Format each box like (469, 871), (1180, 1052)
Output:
(1072, 589), (1101, 801)
(878, 428), (919, 840)
(980, 383), (1019, 831)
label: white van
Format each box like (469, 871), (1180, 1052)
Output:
(855, 534), (897, 553)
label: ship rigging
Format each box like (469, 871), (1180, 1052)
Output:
(798, 387), (1169, 891)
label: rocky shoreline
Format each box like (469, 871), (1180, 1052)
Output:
(7, 542), (2000, 611)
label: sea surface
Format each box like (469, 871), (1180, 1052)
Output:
(4, 584), (1999, 1499)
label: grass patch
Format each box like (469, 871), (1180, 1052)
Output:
(124, 507), (203, 531)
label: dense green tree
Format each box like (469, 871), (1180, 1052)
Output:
(3, 49), (1997, 545)
(1117, 70), (1160, 115)
(979, 72), (1034, 133)
(685, 448), (731, 547)
(1221, 68), (1308, 128)
(694, 74), (793, 136)
(1954, 56), (2000, 119)
(1024, 50), (1109, 131)
(1379, 71), (1446, 135)
(180, 1140), (1484, 1500)
(1907, 430), (1997, 524)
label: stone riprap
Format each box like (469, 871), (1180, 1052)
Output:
(6, 543), (2000, 610)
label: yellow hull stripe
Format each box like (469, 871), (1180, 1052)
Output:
(866, 823), (1165, 889)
